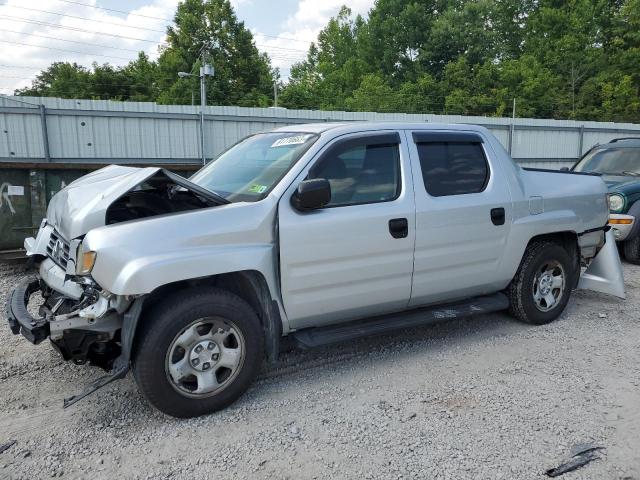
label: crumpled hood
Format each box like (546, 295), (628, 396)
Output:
(47, 165), (161, 240)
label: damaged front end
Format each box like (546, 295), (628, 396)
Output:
(6, 165), (227, 406)
(6, 222), (147, 407)
(8, 224), (131, 367)
(6, 262), (140, 408)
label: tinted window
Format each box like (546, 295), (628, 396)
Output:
(308, 137), (401, 206)
(416, 142), (488, 197)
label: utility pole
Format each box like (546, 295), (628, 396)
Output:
(273, 80), (278, 108)
(197, 43), (214, 165)
(199, 60), (207, 165)
(512, 98), (516, 120)
(178, 41), (215, 165)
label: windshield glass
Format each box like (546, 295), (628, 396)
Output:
(190, 132), (318, 202)
(573, 147), (640, 175)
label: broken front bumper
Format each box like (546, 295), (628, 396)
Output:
(6, 279), (49, 344)
(5, 258), (124, 360)
(5, 266), (146, 408)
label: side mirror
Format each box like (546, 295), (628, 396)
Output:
(560, 167), (570, 171)
(291, 179), (331, 211)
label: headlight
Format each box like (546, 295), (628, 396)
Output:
(608, 193), (625, 212)
(76, 244), (97, 275)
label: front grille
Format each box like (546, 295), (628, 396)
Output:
(46, 229), (71, 270)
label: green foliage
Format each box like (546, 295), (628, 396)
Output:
(283, 0), (640, 122)
(14, 0), (640, 122)
(156, 0), (273, 106)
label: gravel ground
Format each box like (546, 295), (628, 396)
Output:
(0, 261), (639, 480)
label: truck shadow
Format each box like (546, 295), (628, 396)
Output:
(257, 310), (522, 382)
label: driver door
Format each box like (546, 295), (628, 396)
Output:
(278, 131), (416, 330)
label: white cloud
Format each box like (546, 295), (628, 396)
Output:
(252, 0), (374, 78)
(0, 0), (375, 94)
(0, 0), (179, 93)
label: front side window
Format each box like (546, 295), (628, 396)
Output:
(190, 132), (318, 202)
(416, 142), (489, 197)
(307, 134), (401, 207)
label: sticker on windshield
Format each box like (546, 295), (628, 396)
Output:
(270, 135), (310, 148)
(248, 184), (268, 194)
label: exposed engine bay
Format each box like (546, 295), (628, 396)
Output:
(106, 169), (228, 224)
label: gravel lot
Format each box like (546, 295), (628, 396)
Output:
(0, 261), (639, 480)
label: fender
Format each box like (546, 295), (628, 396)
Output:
(83, 199), (281, 296)
(495, 210), (582, 288)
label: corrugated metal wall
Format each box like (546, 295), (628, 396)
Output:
(2, 95), (640, 169)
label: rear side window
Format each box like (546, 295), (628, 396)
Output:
(416, 142), (489, 197)
(308, 134), (401, 207)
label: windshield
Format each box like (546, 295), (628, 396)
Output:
(573, 147), (640, 176)
(190, 132), (318, 202)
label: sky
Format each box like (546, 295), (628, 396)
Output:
(0, 0), (376, 95)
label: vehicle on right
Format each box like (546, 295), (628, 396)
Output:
(572, 137), (640, 263)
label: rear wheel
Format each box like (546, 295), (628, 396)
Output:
(507, 241), (576, 325)
(623, 236), (640, 264)
(133, 287), (264, 418)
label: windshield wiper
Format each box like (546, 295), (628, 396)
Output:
(622, 171), (640, 177)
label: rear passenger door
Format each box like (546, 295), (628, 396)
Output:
(278, 132), (415, 329)
(408, 131), (513, 307)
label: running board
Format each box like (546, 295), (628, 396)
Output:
(291, 293), (510, 349)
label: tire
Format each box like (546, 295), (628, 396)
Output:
(623, 236), (640, 264)
(507, 241), (576, 325)
(132, 287), (264, 418)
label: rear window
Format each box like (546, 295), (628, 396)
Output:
(416, 142), (489, 197)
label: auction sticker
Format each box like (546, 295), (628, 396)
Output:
(271, 135), (310, 148)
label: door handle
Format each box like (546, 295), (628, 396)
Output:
(389, 218), (408, 238)
(490, 207), (505, 226)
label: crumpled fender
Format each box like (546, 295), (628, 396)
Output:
(578, 230), (625, 299)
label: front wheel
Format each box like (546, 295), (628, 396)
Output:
(133, 287), (264, 418)
(507, 241), (576, 325)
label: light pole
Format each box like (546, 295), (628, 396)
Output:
(178, 61), (214, 165)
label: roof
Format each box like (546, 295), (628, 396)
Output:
(272, 121), (490, 136)
(607, 137), (640, 148)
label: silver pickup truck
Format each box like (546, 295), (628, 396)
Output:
(6, 122), (625, 418)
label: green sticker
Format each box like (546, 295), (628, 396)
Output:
(248, 184), (268, 194)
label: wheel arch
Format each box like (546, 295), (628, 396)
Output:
(526, 230), (578, 254)
(131, 270), (282, 364)
(521, 230), (580, 287)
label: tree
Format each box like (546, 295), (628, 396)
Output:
(282, 6), (368, 111)
(15, 62), (92, 98)
(344, 74), (399, 112)
(155, 0), (274, 107)
(14, 0), (640, 122)
(361, 0), (440, 82)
